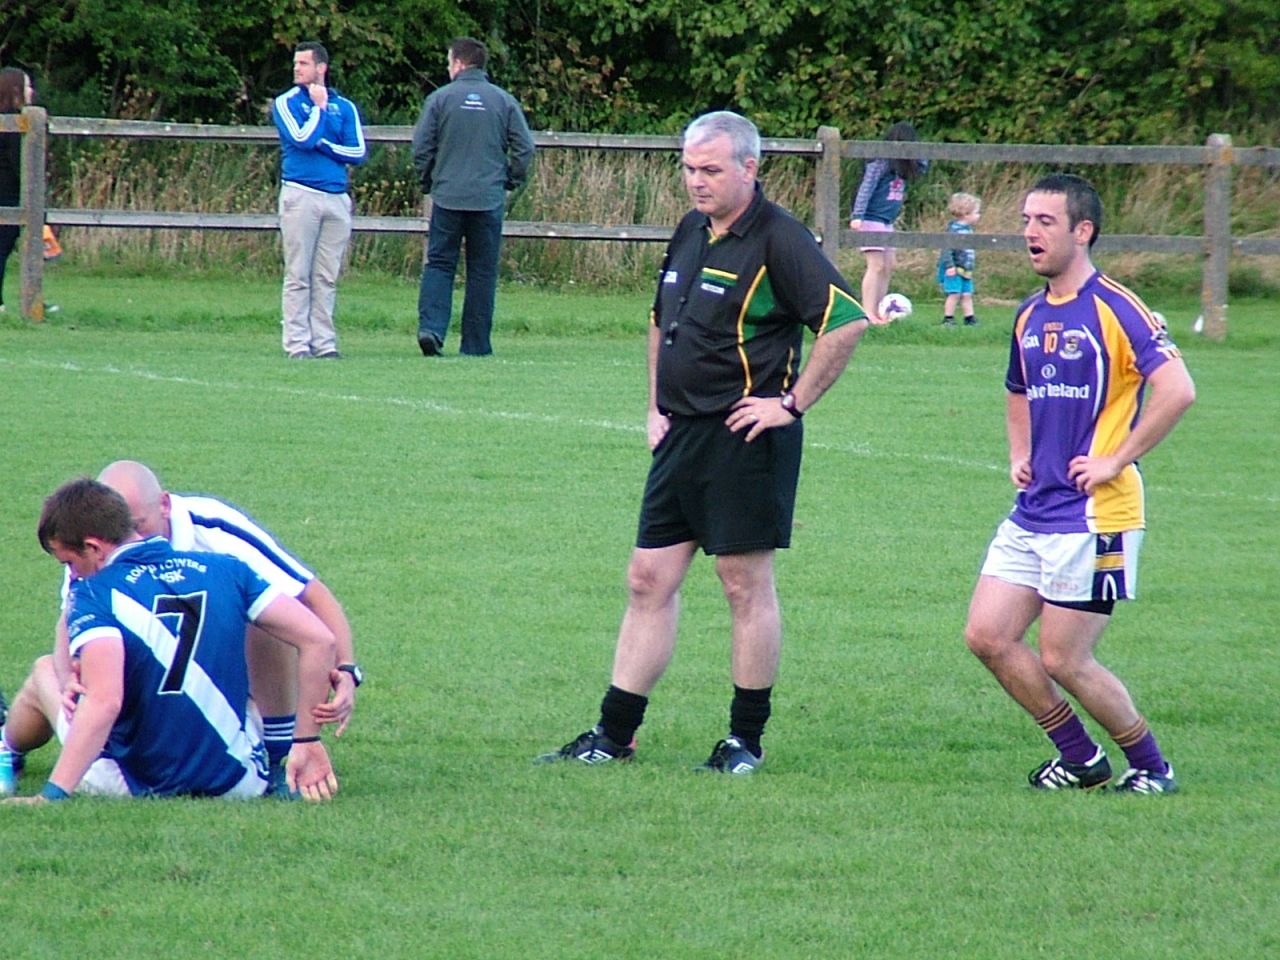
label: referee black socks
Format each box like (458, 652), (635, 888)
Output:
(599, 685), (648, 747)
(730, 684), (772, 758)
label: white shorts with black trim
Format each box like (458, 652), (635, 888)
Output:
(980, 518), (1143, 603)
(54, 703), (267, 798)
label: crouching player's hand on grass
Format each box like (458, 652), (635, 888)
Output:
(286, 740), (339, 802)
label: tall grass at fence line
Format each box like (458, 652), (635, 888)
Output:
(49, 138), (819, 287)
(503, 150), (815, 286)
(46, 133), (1280, 294)
(59, 139), (279, 270)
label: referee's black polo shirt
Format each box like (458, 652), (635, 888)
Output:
(651, 183), (865, 417)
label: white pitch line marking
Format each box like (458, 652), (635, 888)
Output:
(3, 355), (1275, 504)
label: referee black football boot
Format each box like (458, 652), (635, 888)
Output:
(695, 736), (762, 775)
(534, 725), (635, 765)
(417, 332), (443, 357)
(1028, 746), (1112, 790)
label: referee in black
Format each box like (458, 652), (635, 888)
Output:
(539, 110), (869, 773)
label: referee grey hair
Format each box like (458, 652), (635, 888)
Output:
(683, 111), (761, 168)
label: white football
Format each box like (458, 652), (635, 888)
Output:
(877, 292), (913, 321)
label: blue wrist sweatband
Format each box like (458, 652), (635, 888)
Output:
(40, 782), (71, 801)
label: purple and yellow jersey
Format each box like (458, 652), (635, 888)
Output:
(1006, 271), (1181, 534)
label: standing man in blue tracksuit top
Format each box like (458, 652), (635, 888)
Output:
(272, 41), (367, 360)
(412, 37), (535, 357)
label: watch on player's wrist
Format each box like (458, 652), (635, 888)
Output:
(336, 662), (364, 687)
(780, 391), (804, 419)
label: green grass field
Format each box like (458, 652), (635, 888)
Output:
(1, 269), (1277, 959)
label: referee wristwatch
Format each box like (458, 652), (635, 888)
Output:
(780, 391), (804, 419)
(336, 662), (364, 687)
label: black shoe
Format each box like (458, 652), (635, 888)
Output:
(695, 736), (762, 775)
(534, 725), (635, 765)
(314, 351), (342, 359)
(1112, 764), (1178, 795)
(418, 333), (443, 356)
(1028, 747), (1112, 790)
(264, 759), (297, 800)
(964, 317), (979, 326)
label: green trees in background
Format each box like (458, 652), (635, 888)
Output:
(511, 0), (1280, 140)
(3, 0), (1276, 138)
(1, 0), (468, 122)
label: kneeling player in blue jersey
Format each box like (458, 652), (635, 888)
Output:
(2, 479), (339, 803)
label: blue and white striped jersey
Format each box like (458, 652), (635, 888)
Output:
(62, 492), (313, 605)
(166, 493), (314, 597)
(65, 537), (280, 796)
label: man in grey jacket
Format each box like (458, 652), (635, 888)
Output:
(412, 37), (536, 357)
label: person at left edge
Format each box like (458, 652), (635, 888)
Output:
(1, 479), (338, 803)
(1, 68), (39, 315)
(272, 40), (367, 359)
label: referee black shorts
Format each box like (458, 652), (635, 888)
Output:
(636, 413), (804, 555)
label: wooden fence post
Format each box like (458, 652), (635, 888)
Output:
(814, 126), (842, 262)
(1200, 133), (1231, 341)
(19, 106), (48, 322)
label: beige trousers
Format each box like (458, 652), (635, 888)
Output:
(279, 183), (352, 356)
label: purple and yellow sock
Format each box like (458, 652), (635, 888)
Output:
(1035, 699), (1098, 765)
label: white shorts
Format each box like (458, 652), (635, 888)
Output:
(980, 518), (1142, 603)
(54, 704), (267, 799)
(54, 708), (130, 797)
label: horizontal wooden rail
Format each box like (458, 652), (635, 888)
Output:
(43, 117), (817, 155)
(36, 208), (676, 242)
(18, 210), (1274, 256)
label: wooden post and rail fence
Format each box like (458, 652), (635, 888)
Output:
(3, 107), (1278, 338)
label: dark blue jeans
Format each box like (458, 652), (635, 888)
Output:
(417, 203), (504, 356)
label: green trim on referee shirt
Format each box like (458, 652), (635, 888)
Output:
(738, 267), (776, 343)
(820, 284), (864, 335)
(701, 267), (738, 286)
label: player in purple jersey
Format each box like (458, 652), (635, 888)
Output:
(963, 174), (1195, 795)
(1, 479), (339, 803)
